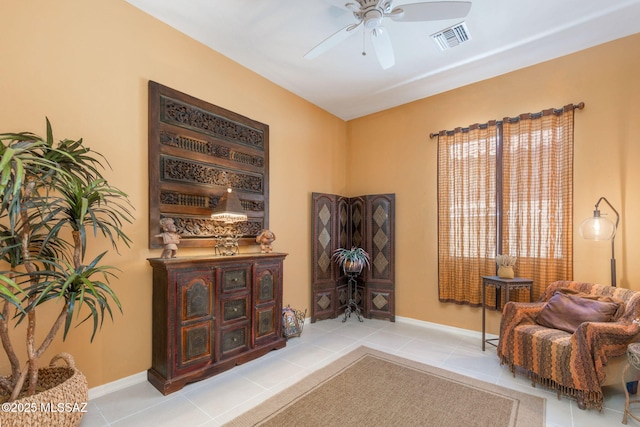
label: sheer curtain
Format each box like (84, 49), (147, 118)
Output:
(501, 106), (574, 299)
(437, 105), (576, 306)
(438, 123), (497, 306)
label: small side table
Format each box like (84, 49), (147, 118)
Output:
(481, 275), (533, 351)
(622, 343), (640, 424)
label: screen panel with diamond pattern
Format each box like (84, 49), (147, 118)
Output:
(311, 193), (395, 322)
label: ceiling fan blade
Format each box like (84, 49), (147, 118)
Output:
(322, 0), (360, 13)
(304, 21), (362, 60)
(390, 1), (472, 22)
(371, 27), (395, 69)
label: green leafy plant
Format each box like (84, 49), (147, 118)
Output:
(0, 119), (133, 402)
(331, 246), (371, 274)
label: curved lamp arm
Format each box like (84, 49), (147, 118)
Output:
(580, 197), (620, 286)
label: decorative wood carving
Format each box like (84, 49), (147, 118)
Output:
(148, 81), (269, 249)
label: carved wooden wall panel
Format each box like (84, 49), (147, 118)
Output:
(148, 81), (269, 248)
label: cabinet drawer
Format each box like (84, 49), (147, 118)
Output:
(220, 325), (249, 358)
(221, 296), (249, 324)
(221, 266), (250, 293)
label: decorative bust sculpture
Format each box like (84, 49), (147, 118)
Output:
(255, 229), (276, 253)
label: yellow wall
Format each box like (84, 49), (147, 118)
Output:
(1, 0), (638, 390)
(0, 0), (347, 388)
(347, 33), (640, 335)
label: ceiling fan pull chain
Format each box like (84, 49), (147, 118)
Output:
(362, 29), (367, 56)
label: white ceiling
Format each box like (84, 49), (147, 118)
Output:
(125, 0), (640, 120)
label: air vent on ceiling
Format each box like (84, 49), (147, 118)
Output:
(431, 22), (470, 51)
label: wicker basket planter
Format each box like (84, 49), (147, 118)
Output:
(0, 353), (88, 427)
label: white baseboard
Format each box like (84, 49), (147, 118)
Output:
(395, 315), (494, 339)
(88, 371), (147, 400)
(88, 317), (485, 400)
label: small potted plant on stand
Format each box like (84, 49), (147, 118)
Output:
(331, 246), (371, 274)
(331, 247), (370, 322)
(0, 119), (134, 426)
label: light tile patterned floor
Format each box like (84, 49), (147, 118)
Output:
(80, 317), (639, 426)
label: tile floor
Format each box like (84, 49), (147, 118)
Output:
(80, 316), (639, 426)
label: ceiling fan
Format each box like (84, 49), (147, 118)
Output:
(305, 1), (472, 69)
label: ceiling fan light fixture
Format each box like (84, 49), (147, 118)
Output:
(431, 21), (471, 51)
(306, 1), (472, 65)
(363, 9), (383, 29)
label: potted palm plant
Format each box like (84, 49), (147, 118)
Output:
(0, 119), (133, 426)
(331, 246), (371, 274)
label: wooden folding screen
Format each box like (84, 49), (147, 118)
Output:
(311, 192), (395, 322)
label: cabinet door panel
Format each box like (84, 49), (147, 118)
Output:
(255, 304), (277, 339)
(176, 269), (215, 372)
(258, 273), (274, 301)
(178, 321), (213, 369)
(255, 265), (279, 304)
(177, 269), (213, 322)
(254, 263), (282, 345)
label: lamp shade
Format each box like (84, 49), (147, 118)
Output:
(579, 211), (616, 241)
(211, 188), (248, 224)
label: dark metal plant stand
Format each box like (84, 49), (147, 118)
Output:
(343, 272), (363, 322)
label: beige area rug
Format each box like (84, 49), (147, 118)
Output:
(224, 346), (545, 427)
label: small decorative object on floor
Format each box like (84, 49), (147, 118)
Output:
(255, 229), (276, 253)
(282, 305), (306, 339)
(156, 218), (181, 258)
(496, 254), (516, 279)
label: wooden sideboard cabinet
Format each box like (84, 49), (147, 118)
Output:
(147, 253), (287, 394)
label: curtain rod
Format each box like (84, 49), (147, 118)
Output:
(429, 102), (585, 139)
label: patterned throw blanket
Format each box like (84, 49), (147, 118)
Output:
(497, 281), (640, 410)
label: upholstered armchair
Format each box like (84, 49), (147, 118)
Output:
(497, 281), (640, 410)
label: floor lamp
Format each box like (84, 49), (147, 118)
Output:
(579, 197), (620, 287)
